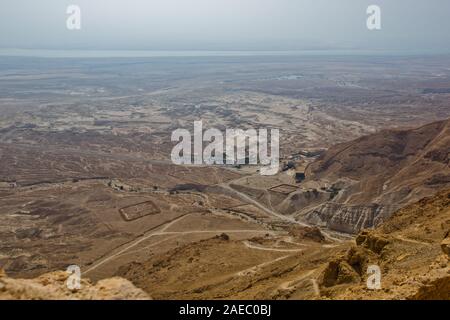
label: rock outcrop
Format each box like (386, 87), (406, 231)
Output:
(288, 225), (326, 243)
(355, 230), (390, 254)
(319, 246), (375, 288)
(0, 270), (150, 300)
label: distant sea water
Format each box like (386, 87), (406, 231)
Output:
(0, 48), (441, 58)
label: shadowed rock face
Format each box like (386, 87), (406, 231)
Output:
(0, 270), (151, 300)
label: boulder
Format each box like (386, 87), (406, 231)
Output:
(356, 230), (390, 254)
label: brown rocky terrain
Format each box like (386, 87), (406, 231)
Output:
(0, 269), (150, 300)
(321, 188), (450, 299)
(118, 189), (450, 300)
(1, 55), (450, 300)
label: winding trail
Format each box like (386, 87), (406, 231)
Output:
(235, 255), (291, 277)
(221, 183), (304, 224)
(243, 241), (305, 253)
(84, 220), (278, 275)
(83, 214), (190, 274)
(278, 269), (316, 290)
(393, 235), (433, 246)
(84, 171), (349, 276)
(220, 181), (345, 243)
(311, 279), (320, 296)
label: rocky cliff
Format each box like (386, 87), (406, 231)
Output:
(302, 203), (399, 234)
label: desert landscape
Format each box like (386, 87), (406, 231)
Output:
(0, 53), (449, 300)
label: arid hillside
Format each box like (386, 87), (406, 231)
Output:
(308, 118), (450, 204)
(293, 118), (450, 233)
(118, 189), (450, 300)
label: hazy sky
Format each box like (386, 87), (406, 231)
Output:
(1, 0), (450, 52)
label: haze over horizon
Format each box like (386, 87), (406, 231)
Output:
(1, 0), (450, 54)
